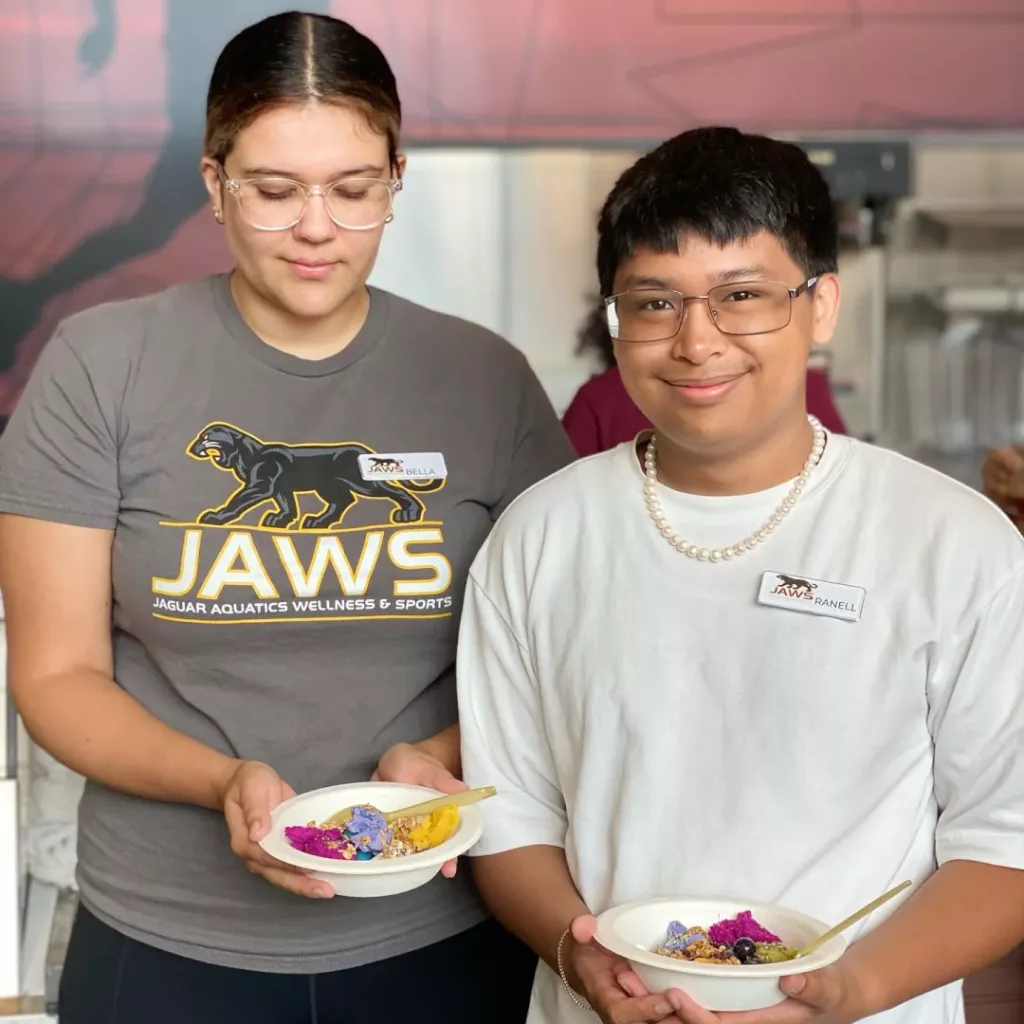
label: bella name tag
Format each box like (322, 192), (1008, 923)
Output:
(757, 570), (865, 622)
(357, 452), (448, 482)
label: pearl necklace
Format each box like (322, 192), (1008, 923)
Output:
(643, 416), (826, 562)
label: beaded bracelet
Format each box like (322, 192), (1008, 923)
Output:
(556, 928), (594, 1013)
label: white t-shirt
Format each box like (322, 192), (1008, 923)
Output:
(457, 433), (1024, 1024)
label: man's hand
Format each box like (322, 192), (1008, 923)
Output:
(373, 738), (468, 878)
(567, 914), (679, 1023)
(662, 962), (866, 1024)
(221, 760), (335, 899)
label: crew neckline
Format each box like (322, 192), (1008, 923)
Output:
(618, 429), (851, 527)
(209, 273), (390, 377)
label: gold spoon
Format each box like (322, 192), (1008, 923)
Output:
(792, 880), (913, 959)
(321, 785), (497, 828)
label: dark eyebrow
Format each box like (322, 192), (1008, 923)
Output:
(709, 264), (770, 285)
(238, 164), (387, 179)
(620, 274), (675, 290)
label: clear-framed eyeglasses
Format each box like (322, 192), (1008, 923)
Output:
(219, 167), (402, 232)
(604, 277), (819, 343)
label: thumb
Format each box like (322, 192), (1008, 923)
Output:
(779, 968), (842, 1011)
(241, 773), (278, 842)
(570, 913), (598, 946)
(428, 769), (470, 796)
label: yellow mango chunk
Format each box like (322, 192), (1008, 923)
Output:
(408, 806), (460, 851)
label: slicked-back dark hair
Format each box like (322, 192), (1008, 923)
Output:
(596, 127), (838, 295)
(205, 12), (401, 169)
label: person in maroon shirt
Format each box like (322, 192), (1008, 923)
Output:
(563, 302), (847, 456)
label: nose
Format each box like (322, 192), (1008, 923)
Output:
(293, 190), (336, 243)
(669, 298), (728, 365)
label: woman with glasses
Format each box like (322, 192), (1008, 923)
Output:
(458, 128), (1024, 1024)
(562, 296), (847, 458)
(0, 12), (571, 1024)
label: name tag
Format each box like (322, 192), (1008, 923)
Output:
(357, 452), (448, 481)
(757, 570), (865, 622)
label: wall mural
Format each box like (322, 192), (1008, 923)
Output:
(0, 0), (1021, 412)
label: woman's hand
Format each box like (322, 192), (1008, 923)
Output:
(220, 760), (335, 899)
(567, 914), (680, 1023)
(373, 739), (468, 878)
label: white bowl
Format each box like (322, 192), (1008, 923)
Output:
(260, 782), (484, 898)
(595, 897), (847, 1012)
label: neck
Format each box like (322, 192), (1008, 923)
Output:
(230, 272), (370, 360)
(649, 412), (816, 496)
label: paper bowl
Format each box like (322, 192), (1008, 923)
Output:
(594, 897), (847, 1012)
(260, 782), (484, 898)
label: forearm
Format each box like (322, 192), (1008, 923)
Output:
(845, 860), (1024, 1017)
(472, 845), (590, 971)
(417, 722), (462, 777)
(15, 668), (241, 810)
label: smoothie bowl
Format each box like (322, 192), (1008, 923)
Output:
(260, 782), (485, 898)
(594, 897), (847, 1012)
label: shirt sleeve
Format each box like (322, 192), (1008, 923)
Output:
(490, 357), (576, 520)
(930, 565), (1024, 870)
(458, 572), (568, 855)
(0, 329), (121, 529)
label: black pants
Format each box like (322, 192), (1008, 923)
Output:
(60, 905), (537, 1024)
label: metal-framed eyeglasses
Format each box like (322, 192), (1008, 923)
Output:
(604, 277), (819, 343)
(219, 166), (402, 232)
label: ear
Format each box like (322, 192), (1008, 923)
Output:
(811, 274), (841, 347)
(199, 157), (224, 217)
(394, 153), (408, 181)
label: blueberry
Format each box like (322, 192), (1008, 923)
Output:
(732, 938), (759, 963)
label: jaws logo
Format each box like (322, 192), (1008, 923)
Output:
(151, 423), (454, 624)
(770, 574), (818, 600)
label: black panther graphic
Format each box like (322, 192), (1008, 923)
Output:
(773, 574), (818, 597)
(366, 456), (403, 474)
(187, 423), (443, 529)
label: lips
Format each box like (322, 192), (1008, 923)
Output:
(667, 373), (745, 388)
(285, 259), (340, 280)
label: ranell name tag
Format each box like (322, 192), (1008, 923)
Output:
(757, 570), (865, 622)
(357, 452), (448, 481)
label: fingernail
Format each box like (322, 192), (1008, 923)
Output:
(314, 889), (333, 899)
(782, 975), (806, 994)
(654, 1002), (671, 1017)
(668, 992), (684, 1011)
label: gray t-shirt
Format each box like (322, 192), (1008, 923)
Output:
(0, 275), (574, 972)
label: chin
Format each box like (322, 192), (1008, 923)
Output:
(651, 404), (754, 448)
(275, 280), (360, 320)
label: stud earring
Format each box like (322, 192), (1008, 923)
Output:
(384, 213), (394, 224)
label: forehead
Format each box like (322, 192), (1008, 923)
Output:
(614, 231), (801, 290)
(228, 101), (389, 179)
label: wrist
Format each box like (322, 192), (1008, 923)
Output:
(557, 928), (592, 1011)
(833, 954), (886, 1023)
(414, 724), (461, 777)
(207, 756), (246, 810)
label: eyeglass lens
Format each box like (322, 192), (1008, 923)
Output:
(607, 282), (797, 341)
(235, 178), (393, 230)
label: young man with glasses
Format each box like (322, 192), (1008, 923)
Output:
(456, 127), (1024, 1024)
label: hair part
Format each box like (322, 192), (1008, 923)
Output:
(596, 127), (838, 296)
(204, 12), (402, 170)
